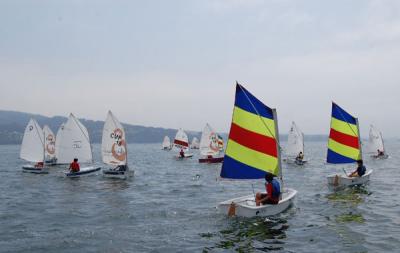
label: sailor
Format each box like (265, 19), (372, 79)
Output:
(377, 149), (385, 157)
(35, 161), (44, 168)
(179, 148), (185, 158)
(296, 151), (304, 161)
(69, 158), (80, 173)
(349, 159), (366, 177)
(255, 173), (280, 206)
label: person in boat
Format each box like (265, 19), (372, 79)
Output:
(69, 158), (80, 173)
(115, 165), (127, 171)
(295, 152), (304, 162)
(34, 161), (44, 168)
(349, 159), (366, 177)
(179, 148), (185, 158)
(377, 149), (385, 157)
(255, 173), (281, 206)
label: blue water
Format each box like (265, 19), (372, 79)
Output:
(0, 141), (399, 252)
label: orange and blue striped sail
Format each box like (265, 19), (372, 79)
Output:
(220, 84), (280, 179)
(327, 102), (362, 164)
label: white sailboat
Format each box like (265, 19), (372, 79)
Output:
(58, 114), (100, 177)
(367, 125), (389, 159)
(198, 123), (224, 163)
(162, 136), (172, 150)
(286, 121), (307, 165)
(43, 125), (57, 165)
(101, 111), (133, 179)
(190, 137), (200, 149)
(173, 128), (193, 158)
(20, 118), (47, 173)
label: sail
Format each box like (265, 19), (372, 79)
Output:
(217, 135), (224, 151)
(220, 83), (280, 179)
(367, 125), (385, 153)
(200, 123), (220, 157)
(190, 137), (200, 149)
(286, 121), (304, 158)
(327, 102), (362, 164)
(102, 111), (127, 166)
(174, 128), (189, 151)
(43, 125), (56, 160)
(162, 136), (171, 149)
(55, 123), (65, 161)
(20, 118), (44, 162)
(56, 114), (93, 164)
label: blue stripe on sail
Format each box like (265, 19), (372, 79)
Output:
(332, 102), (356, 125)
(327, 149), (357, 164)
(220, 155), (267, 179)
(235, 84), (274, 120)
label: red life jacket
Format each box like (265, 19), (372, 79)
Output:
(70, 162), (80, 172)
(265, 182), (279, 203)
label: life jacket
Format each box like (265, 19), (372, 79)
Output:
(271, 179), (281, 199)
(358, 165), (366, 176)
(70, 162), (80, 172)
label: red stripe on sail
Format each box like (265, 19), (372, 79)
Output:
(329, 128), (359, 149)
(174, 139), (189, 147)
(229, 123), (277, 157)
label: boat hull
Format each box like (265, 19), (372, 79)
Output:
(198, 157), (224, 163)
(22, 165), (48, 174)
(371, 154), (389, 159)
(286, 158), (308, 165)
(102, 168), (134, 179)
(217, 188), (297, 218)
(327, 169), (372, 187)
(175, 153), (193, 159)
(65, 166), (101, 178)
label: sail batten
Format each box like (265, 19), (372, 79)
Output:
(327, 103), (361, 164)
(220, 84), (280, 179)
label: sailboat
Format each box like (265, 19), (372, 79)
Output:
(286, 121), (307, 165)
(198, 123), (224, 163)
(101, 111), (133, 179)
(162, 136), (172, 150)
(57, 114), (100, 177)
(368, 125), (389, 159)
(326, 102), (372, 187)
(173, 128), (193, 158)
(43, 125), (57, 165)
(20, 118), (48, 174)
(217, 83), (297, 217)
(190, 137), (200, 149)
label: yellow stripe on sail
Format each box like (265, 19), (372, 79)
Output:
(232, 106), (276, 138)
(328, 139), (361, 160)
(331, 118), (358, 137)
(225, 139), (279, 176)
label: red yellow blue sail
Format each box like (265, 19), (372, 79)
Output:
(327, 102), (362, 164)
(220, 83), (280, 179)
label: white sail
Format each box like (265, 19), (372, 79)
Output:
(200, 123), (220, 157)
(286, 121), (304, 158)
(190, 137), (200, 149)
(43, 125), (56, 161)
(102, 111), (127, 166)
(367, 125), (385, 153)
(55, 123), (65, 161)
(20, 118), (44, 162)
(173, 128), (190, 151)
(56, 114), (93, 164)
(162, 136), (171, 149)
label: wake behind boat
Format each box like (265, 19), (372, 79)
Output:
(173, 128), (193, 159)
(20, 118), (48, 174)
(326, 102), (372, 188)
(198, 123), (224, 163)
(101, 111), (133, 179)
(217, 83), (296, 217)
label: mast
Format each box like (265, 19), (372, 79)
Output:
(356, 118), (363, 160)
(272, 109), (283, 186)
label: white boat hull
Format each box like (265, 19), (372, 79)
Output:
(64, 166), (101, 178)
(175, 153), (193, 159)
(371, 154), (389, 159)
(217, 188), (297, 218)
(22, 165), (48, 174)
(102, 168), (134, 179)
(327, 169), (372, 187)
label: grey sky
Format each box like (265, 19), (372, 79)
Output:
(1, 0), (400, 137)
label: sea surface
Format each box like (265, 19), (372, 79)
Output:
(0, 141), (399, 253)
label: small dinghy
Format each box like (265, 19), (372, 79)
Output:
(58, 114), (100, 177)
(20, 118), (48, 174)
(101, 111), (133, 179)
(368, 125), (389, 159)
(326, 102), (372, 187)
(190, 137), (200, 149)
(198, 123), (224, 163)
(285, 122), (307, 165)
(173, 128), (193, 159)
(217, 83), (297, 217)
(43, 125), (57, 165)
(162, 136), (172, 150)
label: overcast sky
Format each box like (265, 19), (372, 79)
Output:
(1, 0), (400, 137)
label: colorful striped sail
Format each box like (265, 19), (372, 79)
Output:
(220, 83), (280, 179)
(327, 102), (362, 164)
